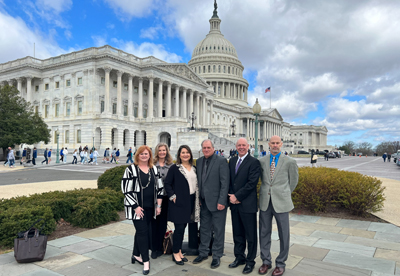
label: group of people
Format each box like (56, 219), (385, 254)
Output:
(382, 153), (392, 162)
(121, 135), (299, 276)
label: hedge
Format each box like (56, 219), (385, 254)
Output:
(0, 188), (124, 247)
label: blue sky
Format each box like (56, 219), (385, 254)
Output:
(1, 0), (399, 147)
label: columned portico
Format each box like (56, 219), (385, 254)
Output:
(138, 77), (143, 118)
(166, 82), (171, 117)
(148, 77), (154, 119)
(157, 79), (163, 117)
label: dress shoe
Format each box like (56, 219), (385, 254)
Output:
(211, 258), (220, 269)
(272, 267), (285, 276)
(143, 262), (150, 275)
(181, 257), (188, 262)
(243, 264), (254, 274)
(258, 264), (272, 275)
(131, 255), (143, 265)
(229, 259), (246, 268)
(172, 254), (184, 265)
(151, 251), (158, 259)
(193, 255), (208, 264)
(156, 250), (163, 257)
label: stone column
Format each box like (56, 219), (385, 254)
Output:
(148, 77), (154, 119)
(196, 92), (200, 127)
(174, 85), (180, 117)
(189, 90), (194, 115)
(166, 82), (171, 117)
(104, 67), (111, 113)
(246, 118), (249, 138)
(210, 100), (213, 125)
(26, 77), (32, 103)
(182, 88), (187, 119)
(228, 83), (231, 98)
(202, 95), (206, 126)
(158, 79), (163, 118)
(263, 121), (267, 140)
(116, 70), (123, 115)
(245, 87), (248, 102)
(17, 78), (22, 95)
(128, 74), (133, 117)
(221, 82), (225, 98)
(138, 77), (143, 118)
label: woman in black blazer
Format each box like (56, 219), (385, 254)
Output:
(164, 145), (200, 265)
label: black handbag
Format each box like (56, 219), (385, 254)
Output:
(14, 219), (48, 263)
(163, 228), (173, 255)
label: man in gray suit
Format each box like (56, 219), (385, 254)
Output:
(258, 135), (298, 276)
(193, 139), (229, 269)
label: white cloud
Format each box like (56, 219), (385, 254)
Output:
(35, 0), (72, 14)
(64, 29), (72, 40)
(140, 26), (163, 40)
(0, 10), (69, 63)
(103, 0), (155, 20)
(110, 38), (182, 63)
(92, 35), (107, 47)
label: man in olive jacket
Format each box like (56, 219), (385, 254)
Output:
(258, 135), (298, 276)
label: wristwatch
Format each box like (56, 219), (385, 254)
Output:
(157, 205), (162, 208)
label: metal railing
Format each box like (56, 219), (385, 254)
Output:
(177, 127), (209, 133)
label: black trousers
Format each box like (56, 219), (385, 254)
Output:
(231, 208), (257, 266)
(173, 194), (195, 254)
(132, 208), (154, 262)
(32, 158), (36, 165)
(41, 156), (48, 164)
(151, 196), (169, 253)
(72, 156), (77, 164)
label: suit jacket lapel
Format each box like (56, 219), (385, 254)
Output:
(272, 155), (285, 182)
(198, 157), (203, 187)
(236, 155), (249, 176)
(204, 155), (217, 182)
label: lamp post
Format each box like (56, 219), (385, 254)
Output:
(253, 98), (262, 158)
(55, 129), (60, 163)
(189, 112), (197, 130)
(231, 120), (236, 136)
(92, 132), (95, 151)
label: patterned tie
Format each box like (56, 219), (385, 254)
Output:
(270, 156), (276, 180)
(235, 158), (242, 174)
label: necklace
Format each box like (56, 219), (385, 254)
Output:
(138, 167), (152, 189)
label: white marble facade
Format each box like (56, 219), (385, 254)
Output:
(0, 6), (330, 154)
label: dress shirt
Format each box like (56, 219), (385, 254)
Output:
(270, 152), (282, 166)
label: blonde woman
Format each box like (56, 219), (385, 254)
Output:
(151, 143), (173, 259)
(121, 145), (164, 275)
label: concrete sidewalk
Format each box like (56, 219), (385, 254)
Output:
(1, 212), (400, 276)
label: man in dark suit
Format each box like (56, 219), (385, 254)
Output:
(258, 136), (298, 276)
(193, 139), (229, 269)
(228, 138), (260, 274)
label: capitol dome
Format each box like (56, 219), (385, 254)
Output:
(188, 1), (249, 107)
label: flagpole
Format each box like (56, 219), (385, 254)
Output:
(270, 88), (271, 109)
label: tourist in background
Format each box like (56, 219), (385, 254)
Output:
(93, 148), (99, 165)
(7, 147), (15, 168)
(32, 147), (37, 165)
(164, 145), (200, 266)
(383, 153), (387, 162)
(121, 145), (164, 275)
(63, 148), (68, 163)
(21, 148), (27, 164)
(126, 147), (133, 163)
(48, 149), (52, 164)
(388, 153), (391, 162)
(41, 148), (48, 165)
(72, 149), (78, 164)
(116, 149), (120, 164)
(111, 148), (117, 163)
(311, 151), (317, 168)
(60, 147), (64, 162)
(151, 143), (173, 259)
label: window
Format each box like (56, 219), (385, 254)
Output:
(113, 81), (117, 88)
(153, 92), (156, 98)
(213, 65), (216, 72)
(218, 65), (221, 73)
(35, 106), (38, 114)
(203, 66), (205, 73)
(195, 67), (197, 73)
(66, 79), (71, 87)
(55, 81), (60, 89)
(208, 65), (211, 73)
(199, 66), (201, 73)
(65, 130), (69, 144)
(45, 83), (49, 90)
(223, 66), (226, 73)
(55, 104), (59, 117)
(144, 89), (147, 96)
(77, 77), (83, 85)
(112, 103), (117, 114)
(44, 105), (49, 118)
(124, 83), (128, 91)
(124, 105), (128, 116)
(77, 130), (81, 143)
(134, 87), (138, 93)
(54, 131), (58, 143)
(143, 108), (147, 118)
(101, 77), (105, 84)
(100, 101), (104, 113)
(35, 85), (39, 92)
(134, 107), (138, 117)
(66, 102), (71, 116)
(228, 67), (230, 74)
(78, 101), (82, 115)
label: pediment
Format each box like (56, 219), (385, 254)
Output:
(266, 108), (283, 120)
(154, 64), (208, 86)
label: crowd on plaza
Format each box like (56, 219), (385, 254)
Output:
(121, 136), (298, 276)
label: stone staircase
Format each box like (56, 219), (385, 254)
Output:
(208, 133), (236, 158)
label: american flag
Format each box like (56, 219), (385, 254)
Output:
(265, 87), (271, 93)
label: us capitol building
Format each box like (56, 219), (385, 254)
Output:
(0, 3), (329, 155)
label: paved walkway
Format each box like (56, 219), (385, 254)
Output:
(1, 157), (400, 275)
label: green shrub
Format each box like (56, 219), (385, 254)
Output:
(70, 197), (119, 228)
(0, 206), (56, 247)
(97, 165), (128, 192)
(292, 167), (385, 215)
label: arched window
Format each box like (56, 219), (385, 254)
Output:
(218, 65), (221, 73)
(208, 65), (211, 73)
(223, 66), (226, 73)
(203, 66), (206, 73)
(194, 67), (197, 73)
(228, 67), (230, 74)
(222, 47), (224, 50)
(213, 65), (216, 72)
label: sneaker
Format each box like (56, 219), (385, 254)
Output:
(96, 163), (98, 165)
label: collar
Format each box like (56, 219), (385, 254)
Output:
(238, 152), (248, 161)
